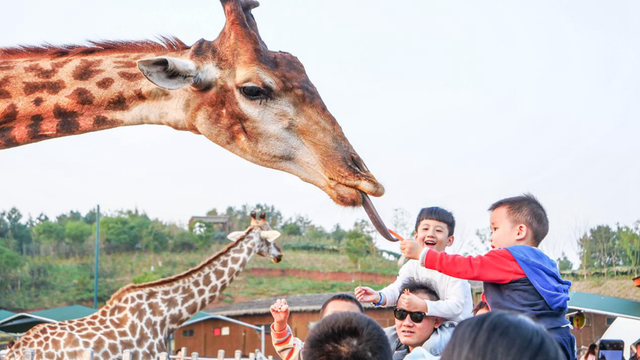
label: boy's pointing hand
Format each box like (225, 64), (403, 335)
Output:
(400, 237), (422, 260)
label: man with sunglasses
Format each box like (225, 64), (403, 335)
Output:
(387, 278), (454, 360)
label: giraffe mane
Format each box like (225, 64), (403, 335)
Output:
(0, 36), (189, 59)
(103, 226), (255, 307)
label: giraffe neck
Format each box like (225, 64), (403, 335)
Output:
(0, 49), (196, 149)
(104, 229), (258, 336)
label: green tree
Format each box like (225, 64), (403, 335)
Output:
(281, 222), (302, 236)
(142, 221), (169, 253)
(32, 221), (65, 244)
(343, 223), (374, 267)
(556, 252), (573, 271)
(100, 216), (141, 250)
(330, 224), (346, 244)
(618, 222), (640, 276)
(65, 221), (93, 245)
(0, 244), (22, 291)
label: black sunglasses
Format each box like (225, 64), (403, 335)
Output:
(394, 308), (427, 323)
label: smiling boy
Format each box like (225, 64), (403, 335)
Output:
(355, 207), (473, 323)
(400, 194), (576, 360)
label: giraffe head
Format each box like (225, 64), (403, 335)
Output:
(227, 211), (283, 263)
(136, 0), (384, 206)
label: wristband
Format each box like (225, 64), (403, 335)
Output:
(373, 292), (385, 306)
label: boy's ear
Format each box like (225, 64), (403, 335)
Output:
(446, 235), (455, 247)
(515, 224), (528, 241)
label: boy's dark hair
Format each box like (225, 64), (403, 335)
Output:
(397, 278), (440, 303)
(472, 301), (489, 316)
(319, 294), (364, 317)
(440, 311), (563, 360)
(415, 207), (456, 236)
(302, 312), (392, 360)
(489, 193), (549, 246)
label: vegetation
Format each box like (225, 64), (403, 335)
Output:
(0, 205), (395, 311)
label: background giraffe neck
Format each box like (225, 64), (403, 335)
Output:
(0, 49), (195, 149)
(105, 231), (258, 336)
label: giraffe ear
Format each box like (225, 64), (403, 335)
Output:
(137, 57), (198, 90)
(260, 230), (281, 242)
(227, 231), (245, 242)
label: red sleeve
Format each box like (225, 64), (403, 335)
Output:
(424, 249), (525, 284)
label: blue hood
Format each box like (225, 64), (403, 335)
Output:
(506, 245), (572, 311)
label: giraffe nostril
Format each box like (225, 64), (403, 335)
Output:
(351, 154), (369, 173)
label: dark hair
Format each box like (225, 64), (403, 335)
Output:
(488, 193), (549, 246)
(587, 343), (597, 355)
(414, 207), (456, 236)
(320, 294), (365, 317)
(397, 278), (440, 303)
(472, 301), (489, 316)
(302, 312), (392, 360)
(440, 311), (563, 360)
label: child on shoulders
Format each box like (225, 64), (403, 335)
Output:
(355, 207), (473, 323)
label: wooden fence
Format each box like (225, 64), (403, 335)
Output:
(18, 348), (275, 360)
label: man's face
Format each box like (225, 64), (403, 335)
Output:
(489, 206), (521, 249)
(415, 219), (453, 252)
(322, 300), (362, 318)
(394, 292), (443, 351)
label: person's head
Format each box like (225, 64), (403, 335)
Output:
(7, 340), (14, 348)
(395, 279), (443, 351)
(320, 293), (365, 318)
(440, 311), (563, 360)
(587, 343), (597, 355)
(414, 207), (456, 252)
(488, 193), (549, 249)
(302, 312), (392, 360)
(472, 301), (489, 316)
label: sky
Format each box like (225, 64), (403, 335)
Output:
(1, 1), (639, 266)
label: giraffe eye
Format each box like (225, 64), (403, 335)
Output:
(240, 86), (270, 100)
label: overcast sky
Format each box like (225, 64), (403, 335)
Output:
(1, 1), (639, 265)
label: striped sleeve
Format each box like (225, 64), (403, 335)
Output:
(271, 324), (304, 360)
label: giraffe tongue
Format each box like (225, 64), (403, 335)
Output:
(360, 191), (399, 242)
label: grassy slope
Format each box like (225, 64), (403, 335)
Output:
(2, 247), (637, 311)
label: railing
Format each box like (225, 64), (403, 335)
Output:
(18, 348), (275, 360)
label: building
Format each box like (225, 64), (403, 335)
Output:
(175, 293), (396, 358)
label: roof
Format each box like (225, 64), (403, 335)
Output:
(201, 292), (375, 318)
(0, 310), (15, 323)
(0, 305), (96, 334)
(568, 291), (640, 320)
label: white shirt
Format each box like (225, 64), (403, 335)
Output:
(379, 258), (473, 323)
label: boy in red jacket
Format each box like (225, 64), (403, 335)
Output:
(400, 193), (576, 360)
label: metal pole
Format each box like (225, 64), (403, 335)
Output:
(94, 204), (100, 309)
(261, 325), (265, 356)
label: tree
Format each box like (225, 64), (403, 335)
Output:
(142, 220), (169, 253)
(0, 244), (22, 291)
(343, 221), (375, 267)
(100, 216), (141, 250)
(4, 207), (32, 252)
(281, 222), (302, 236)
(556, 252), (573, 271)
(32, 221), (65, 244)
(65, 221), (93, 245)
(618, 222), (640, 276)
(330, 224), (346, 244)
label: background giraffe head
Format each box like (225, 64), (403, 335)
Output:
(228, 210), (283, 263)
(136, 0), (384, 206)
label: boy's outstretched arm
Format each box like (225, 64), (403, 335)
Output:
(401, 239), (524, 283)
(270, 299), (304, 360)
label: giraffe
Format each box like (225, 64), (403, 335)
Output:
(5, 212), (283, 360)
(0, 0), (384, 207)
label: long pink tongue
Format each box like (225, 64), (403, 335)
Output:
(360, 191), (399, 242)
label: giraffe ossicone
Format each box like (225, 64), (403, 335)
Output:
(0, 0), (384, 206)
(5, 212), (283, 360)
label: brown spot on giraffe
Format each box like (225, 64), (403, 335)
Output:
(28, 114), (49, 140)
(117, 71), (142, 81)
(53, 105), (80, 134)
(133, 89), (146, 101)
(0, 103), (18, 126)
(24, 63), (58, 79)
(105, 93), (128, 111)
(23, 80), (65, 95)
(33, 97), (44, 106)
(72, 59), (103, 81)
(0, 76), (10, 99)
(69, 87), (95, 106)
(96, 77), (114, 89)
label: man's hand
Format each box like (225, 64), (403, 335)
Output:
(354, 286), (381, 304)
(270, 298), (290, 332)
(400, 237), (422, 260)
(398, 290), (428, 313)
